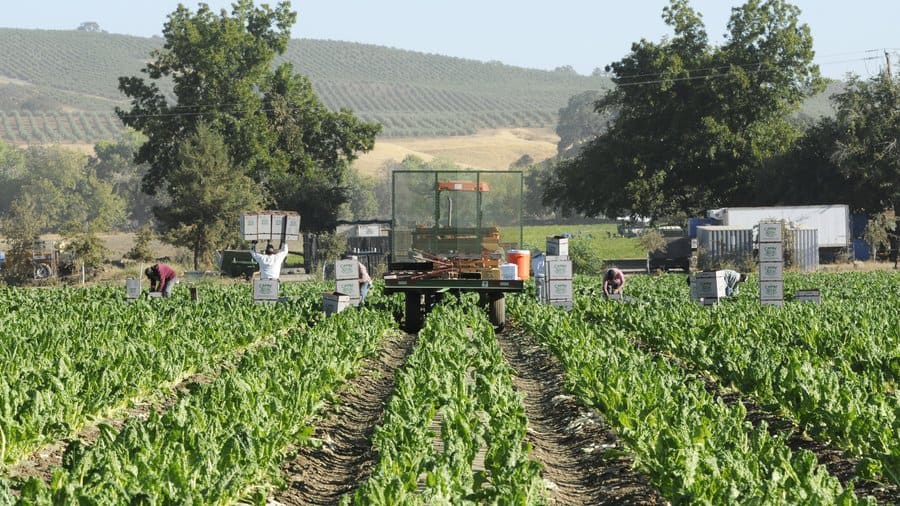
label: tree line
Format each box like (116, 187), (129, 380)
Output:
(541, 0), (899, 254)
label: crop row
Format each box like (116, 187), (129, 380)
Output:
(2, 293), (397, 504)
(589, 272), (900, 486)
(353, 296), (543, 504)
(508, 294), (864, 504)
(0, 284), (323, 465)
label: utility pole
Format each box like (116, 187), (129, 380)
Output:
(886, 50), (893, 83)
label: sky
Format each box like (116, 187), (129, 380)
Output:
(1, 0), (898, 79)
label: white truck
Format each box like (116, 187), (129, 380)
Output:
(707, 205), (850, 251)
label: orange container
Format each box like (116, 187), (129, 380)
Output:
(505, 250), (531, 280)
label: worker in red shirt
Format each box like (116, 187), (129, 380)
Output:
(145, 263), (178, 298)
(602, 267), (625, 297)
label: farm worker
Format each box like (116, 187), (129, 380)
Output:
(145, 263), (178, 298)
(250, 240), (289, 280)
(722, 269), (748, 297)
(531, 251), (545, 301)
(345, 254), (373, 303)
(602, 268), (625, 297)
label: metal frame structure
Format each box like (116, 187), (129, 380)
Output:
(384, 170), (525, 332)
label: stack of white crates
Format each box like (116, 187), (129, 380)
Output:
(691, 271), (727, 305)
(240, 211), (301, 242)
(758, 221), (784, 307)
(540, 236), (573, 310)
(334, 258), (361, 306)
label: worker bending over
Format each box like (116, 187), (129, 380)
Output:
(602, 267), (625, 297)
(145, 263), (178, 298)
(722, 269), (748, 296)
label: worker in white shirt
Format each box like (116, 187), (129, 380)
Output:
(250, 240), (289, 280)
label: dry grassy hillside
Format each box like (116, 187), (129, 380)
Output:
(353, 128), (559, 175)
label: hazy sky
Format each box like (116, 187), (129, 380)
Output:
(2, 0), (898, 79)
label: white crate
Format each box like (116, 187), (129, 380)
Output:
(758, 222), (783, 243)
(240, 213), (258, 241)
(759, 280), (783, 301)
(758, 262), (783, 281)
(335, 259), (359, 280)
(546, 279), (573, 301)
(758, 243), (784, 263)
(323, 291), (350, 315)
(125, 278), (141, 299)
(793, 289), (821, 304)
(271, 214), (285, 240)
(253, 279), (280, 301)
(256, 213), (272, 241)
(691, 271), (726, 299)
(545, 257), (573, 280)
(335, 278), (361, 298)
(284, 214), (301, 241)
(546, 237), (569, 257)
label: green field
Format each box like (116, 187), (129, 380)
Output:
(505, 223), (645, 259)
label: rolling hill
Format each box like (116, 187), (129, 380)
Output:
(0, 28), (612, 144)
(0, 28), (840, 150)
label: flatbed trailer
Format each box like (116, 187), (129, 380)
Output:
(384, 266), (524, 332)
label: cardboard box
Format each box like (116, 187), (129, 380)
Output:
(793, 289), (821, 304)
(240, 213), (258, 241)
(546, 279), (573, 301)
(758, 222), (783, 243)
(759, 280), (783, 301)
(125, 278), (141, 300)
(335, 259), (359, 280)
(323, 291), (350, 315)
(545, 257), (573, 280)
(271, 214), (285, 240)
(256, 213), (272, 241)
(758, 261), (783, 281)
(335, 278), (361, 298)
(546, 237), (569, 257)
(758, 243), (784, 263)
(284, 214), (301, 241)
(253, 279), (280, 301)
(691, 271), (726, 299)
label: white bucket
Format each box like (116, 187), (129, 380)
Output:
(500, 263), (518, 280)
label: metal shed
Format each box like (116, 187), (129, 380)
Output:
(696, 226), (754, 270)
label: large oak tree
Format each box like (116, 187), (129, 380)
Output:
(545, 0), (822, 220)
(117, 0), (380, 234)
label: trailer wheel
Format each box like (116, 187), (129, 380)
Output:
(404, 292), (424, 333)
(488, 293), (506, 330)
(34, 263), (52, 279)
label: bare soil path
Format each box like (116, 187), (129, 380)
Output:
(272, 331), (416, 505)
(497, 327), (666, 505)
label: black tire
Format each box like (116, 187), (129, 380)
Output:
(34, 263), (52, 279)
(488, 293), (506, 330)
(404, 292), (424, 333)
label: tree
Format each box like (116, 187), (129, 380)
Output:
(546, 0), (822, 220)
(154, 123), (262, 270)
(76, 22), (103, 32)
(116, 1), (379, 234)
(89, 131), (161, 227)
(829, 73), (900, 216)
(555, 90), (611, 158)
